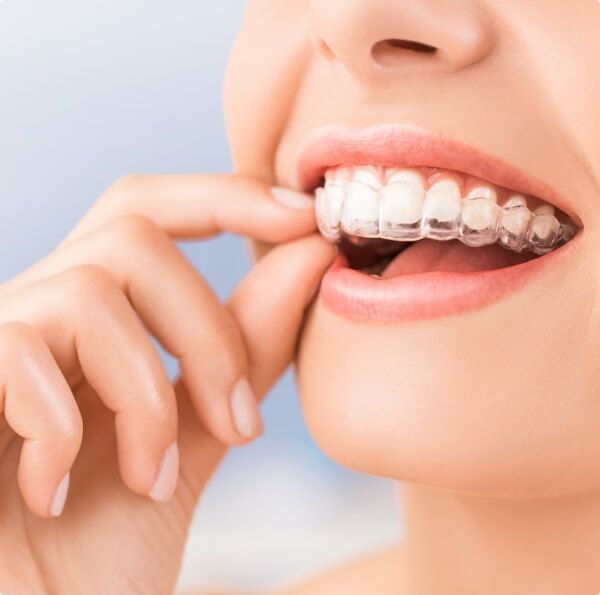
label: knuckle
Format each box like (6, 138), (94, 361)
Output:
(55, 411), (84, 447)
(47, 425), (84, 459)
(109, 213), (167, 251)
(212, 317), (244, 352)
(144, 378), (176, 421)
(61, 263), (118, 301)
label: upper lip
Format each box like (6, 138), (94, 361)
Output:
(295, 123), (581, 225)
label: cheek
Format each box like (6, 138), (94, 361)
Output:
(296, 266), (600, 498)
(223, 2), (311, 180)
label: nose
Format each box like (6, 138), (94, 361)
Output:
(308, 0), (495, 79)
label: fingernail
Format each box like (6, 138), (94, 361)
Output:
(149, 442), (179, 503)
(271, 187), (314, 210)
(230, 377), (263, 439)
(49, 471), (70, 517)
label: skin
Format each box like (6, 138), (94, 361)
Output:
(1, 0), (600, 593)
(227, 0), (600, 593)
(0, 176), (335, 593)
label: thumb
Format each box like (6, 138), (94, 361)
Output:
(172, 234), (335, 506)
(227, 234), (337, 399)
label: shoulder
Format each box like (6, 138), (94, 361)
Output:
(274, 543), (408, 595)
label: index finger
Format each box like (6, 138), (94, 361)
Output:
(61, 173), (316, 246)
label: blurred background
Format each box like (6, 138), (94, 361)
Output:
(0, 1), (402, 591)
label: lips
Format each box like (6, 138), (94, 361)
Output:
(294, 123), (582, 322)
(320, 236), (579, 322)
(296, 123), (580, 226)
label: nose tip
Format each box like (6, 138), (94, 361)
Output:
(309, 0), (495, 79)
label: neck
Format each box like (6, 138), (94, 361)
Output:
(398, 482), (600, 595)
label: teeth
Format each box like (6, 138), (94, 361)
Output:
(325, 166), (352, 186)
(460, 197), (499, 247)
(315, 185), (344, 240)
(315, 188), (329, 237)
(534, 204), (555, 217)
(421, 179), (462, 240)
(466, 185), (497, 202)
(315, 167), (577, 255)
(560, 221), (576, 243)
(528, 205), (560, 255)
(341, 180), (380, 237)
(379, 177), (425, 241)
(503, 195), (527, 209)
(352, 165), (383, 189)
(497, 195), (532, 252)
(385, 168), (425, 188)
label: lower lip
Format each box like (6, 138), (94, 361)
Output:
(319, 235), (581, 323)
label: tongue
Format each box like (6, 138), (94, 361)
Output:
(381, 239), (537, 279)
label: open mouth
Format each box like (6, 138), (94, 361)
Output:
(316, 164), (578, 280)
(295, 124), (582, 322)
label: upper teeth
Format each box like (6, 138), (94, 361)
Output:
(315, 166), (576, 255)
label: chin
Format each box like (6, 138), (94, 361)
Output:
(295, 238), (600, 498)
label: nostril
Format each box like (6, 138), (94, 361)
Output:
(372, 38), (438, 67)
(385, 39), (437, 53)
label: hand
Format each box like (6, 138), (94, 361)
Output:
(0, 174), (336, 594)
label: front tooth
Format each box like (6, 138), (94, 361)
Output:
(340, 166), (355, 183)
(385, 168), (425, 188)
(352, 166), (383, 189)
(497, 195), (532, 252)
(325, 166), (353, 186)
(341, 180), (380, 237)
(316, 184), (345, 240)
(422, 179), (462, 240)
(528, 205), (560, 255)
(379, 182), (425, 241)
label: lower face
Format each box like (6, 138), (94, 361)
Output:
(225, 0), (600, 498)
(298, 231), (600, 498)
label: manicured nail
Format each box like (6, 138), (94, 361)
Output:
(49, 471), (70, 517)
(149, 442), (179, 503)
(271, 186), (314, 210)
(230, 377), (263, 439)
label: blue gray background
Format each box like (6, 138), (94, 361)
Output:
(0, 1), (400, 590)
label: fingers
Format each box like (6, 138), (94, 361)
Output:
(10, 216), (261, 445)
(228, 234), (337, 398)
(70, 215), (261, 444)
(174, 233), (336, 498)
(0, 322), (82, 518)
(0, 265), (180, 507)
(62, 174), (316, 245)
(0, 171), (326, 517)
(0, 174), (317, 298)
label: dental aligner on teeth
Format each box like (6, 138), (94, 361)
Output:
(315, 166), (577, 256)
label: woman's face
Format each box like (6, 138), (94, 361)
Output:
(223, 0), (600, 498)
